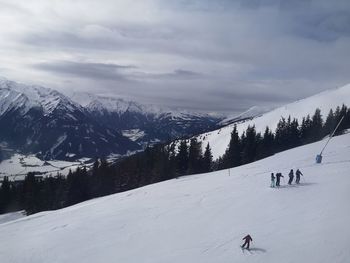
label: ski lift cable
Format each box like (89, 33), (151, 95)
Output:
(319, 116), (344, 156)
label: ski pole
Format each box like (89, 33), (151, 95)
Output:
(302, 175), (306, 183)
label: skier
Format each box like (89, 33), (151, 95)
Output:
(288, 169), (294, 185)
(276, 172), (283, 187)
(241, 234), (253, 250)
(295, 169), (303, 184)
(270, 173), (275, 188)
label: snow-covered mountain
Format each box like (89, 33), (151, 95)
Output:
(72, 91), (218, 119)
(196, 83), (350, 159)
(1, 130), (349, 263)
(0, 77), (223, 161)
(0, 77), (80, 117)
(71, 92), (223, 147)
(0, 78), (139, 160)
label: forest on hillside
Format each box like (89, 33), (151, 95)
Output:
(1, 104), (349, 215)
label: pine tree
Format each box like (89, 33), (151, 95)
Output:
(241, 125), (258, 164)
(289, 118), (300, 147)
(99, 159), (115, 196)
(334, 104), (348, 135)
(188, 138), (202, 174)
(0, 146), (3, 162)
(221, 125), (241, 169)
(300, 115), (312, 143)
(323, 109), (336, 136)
(22, 172), (41, 215)
(256, 127), (274, 159)
(203, 143), (213, 173)
(176, 140), (189, 175)
(0, 176), (11, 213)
(275, 117), (288, 151)
(310, 108), (323, 141)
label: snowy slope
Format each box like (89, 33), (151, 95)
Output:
(1, 133), (350, 263)
(197, 83), (350, 159)
(218, 105), (270, 126)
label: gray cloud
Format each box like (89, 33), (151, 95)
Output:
(34, 61), (135, 81)
(1, 0), (350, 114)
(33, 61), (202, 83)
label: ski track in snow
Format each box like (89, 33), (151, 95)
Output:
(1, 133), (350, 263)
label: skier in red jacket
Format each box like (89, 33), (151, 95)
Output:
(241, 234), (253, 249)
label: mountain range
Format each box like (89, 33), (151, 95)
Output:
(0, 77), (225, 161)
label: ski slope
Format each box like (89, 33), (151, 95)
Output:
(197, 83), (350, 159)
(1, 133), (350, 263)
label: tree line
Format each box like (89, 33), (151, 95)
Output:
(1, 104), (349, 215)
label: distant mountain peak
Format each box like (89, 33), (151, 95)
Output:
(0, 78), (81, 116)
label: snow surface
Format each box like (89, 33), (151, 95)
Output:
(0, 154), (91, 180)
(218, 105), (270, 126)
(1, 133), (350, 263)
(197, 83), (350, 159)
(0, 211), (25, 224)
(122, 129), (146, 142)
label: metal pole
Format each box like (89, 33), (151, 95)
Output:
(319, 116), (344, 156)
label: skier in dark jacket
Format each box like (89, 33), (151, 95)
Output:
(241, 234), (253, 249)
(271, 173), (275, 188)
(276, 173), (283, 187)
(288, 169), (294, 185)
(295, 169), (303, 184)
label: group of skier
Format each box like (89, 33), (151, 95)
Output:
(270, 169), (303, 187)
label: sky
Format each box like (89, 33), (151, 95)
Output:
(0, 0), (350, 114)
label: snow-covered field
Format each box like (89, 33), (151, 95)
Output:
(0, 154), (92, 180)
(1, 132), (349, 263)
(197, 83), (350, 159)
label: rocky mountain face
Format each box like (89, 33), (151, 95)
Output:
(82, 95), (221, 147)
(0, 78), (223, 160)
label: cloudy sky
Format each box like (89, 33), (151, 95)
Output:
(0, 0), (350, 113)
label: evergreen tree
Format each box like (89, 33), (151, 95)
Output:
(22, 172), (41, 215)
(256, 127), (274, 159)
(98, 159), (115, 196)
(323, 109), (336, 136)
(310, 108), (323, 141)
(176, 140), (189, 175)
(66, 167), (90, 206)
(289, 118), (300, 147)
(0, 176), (11, 213)
(241, 126), (258, 164)
(300, 115), (312, 143)
(202, 143), (213, 173)
(346, 107), (350, 130)
(334, 104), (348, 135)
(221, 125), (241, 169)
(188, 138), (202, 174)
(0, 146), (3, 162)
(275, 117), (288, 151)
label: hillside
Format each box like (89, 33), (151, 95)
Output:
(197, 83), (350, 159)
(1, 132), (349, 263)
